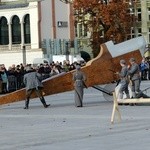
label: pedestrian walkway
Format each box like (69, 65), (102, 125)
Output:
(0, 81), (150, 150)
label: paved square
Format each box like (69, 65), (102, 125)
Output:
(0, 81), (150, 150)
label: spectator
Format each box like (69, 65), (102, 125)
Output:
(7, 66), (17, 92)
(50, 64), (60, 76)
(15, 65), (24, 89)
(0, 66), (3, 94)
(139, 57), (149, 80)
(1, 65), (8, 93)
(43, 63), (51, 79)
(63, 60), (70, 72)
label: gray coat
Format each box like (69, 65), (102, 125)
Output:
(73, 70), (86, 107)
(73, 70), (86, 87)
(119, 66), (128, 82)
(128, 63), (140, 80)
(23, 71), (43, 91)
(118, 65), (129, 94)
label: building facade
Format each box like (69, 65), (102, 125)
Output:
(0, 0), (74, 68)
(140, 0), (150, 44)
(131, 0), (150, 44)
(0, 0), (150, 68)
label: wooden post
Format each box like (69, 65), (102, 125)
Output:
(111, 92), (121, 124)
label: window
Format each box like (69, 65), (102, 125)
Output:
(75, 24), (78, 37)
(131, 28), (135, 38)
(78, 24), (83, 37)
(137, 8), (141, 21)
(149, 28), (150, 43)
(83, 24), (87, 37)
(0, 17), (9, 45)
(127, 27), (135, 39)
(12, 15), (21, 44)
(24, 14), (31, 44)
(148, 7), (150, 21)
(138, 28), (142, 36)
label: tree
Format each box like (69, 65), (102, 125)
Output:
(73, 0), (136, 57)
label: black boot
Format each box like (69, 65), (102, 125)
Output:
(24, 98), (29, 109)
(40, 97), (50, 108)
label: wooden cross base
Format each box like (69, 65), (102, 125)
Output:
(111, 92), (150, 124)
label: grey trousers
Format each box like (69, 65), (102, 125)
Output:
(131, 79), (140, 93)
(74, 86), (84, 107)
(26, 88), (44, 100)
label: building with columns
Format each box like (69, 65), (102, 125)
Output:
(0, 0), (74, 68)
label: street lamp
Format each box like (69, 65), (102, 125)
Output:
(22, 45), (26, 65)
(65, 42), (70, 60)
(59, 0), (73, 4)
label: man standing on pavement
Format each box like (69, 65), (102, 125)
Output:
(128, 57), (141, 98)
(23, 65), (50, 109)
(115, 59), (130, 100)
(73, 65), (87, 107)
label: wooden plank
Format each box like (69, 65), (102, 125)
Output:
(112, 93), (150, 123)
(118, 98), (150, 104)
(0, 37), (146, 105)
(111, 92), (121, 124)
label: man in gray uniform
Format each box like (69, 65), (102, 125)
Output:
(128, 57), (149, 98)
(73, 65), (87, 107)
(23, 66), (50, 109)
(128, 57), (141, 98)
(115, 59), (130, 100)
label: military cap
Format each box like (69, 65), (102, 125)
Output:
(120, 59), (126, 64)
(76, 65), (81, 70)
(129, 57), (136, 62)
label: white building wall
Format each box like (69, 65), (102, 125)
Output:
(0, 50), (43, 69)
(28, 2), (40, 49)
(40, 0), (52, 39)
(0, 2), (39, 49)
(0, 6), (29, 24)
(0, 0), (72, 67)
(141, 0), (148, 43)
(55, 0), (70, 39)
(0, 1), (41, 67)
(41, 0), (70, 40)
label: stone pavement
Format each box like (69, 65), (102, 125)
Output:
(0, 81), (150, 150)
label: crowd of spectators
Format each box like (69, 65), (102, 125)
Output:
(139, 57), (150, 80)
(0, 56), (149, 95)
(0, 60), (86, 94)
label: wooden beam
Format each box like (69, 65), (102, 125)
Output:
(0, 37), (146, 106)
(118, 98), (150, 104)
(111, 92), (121, 124)
(111, 93), (150, 124)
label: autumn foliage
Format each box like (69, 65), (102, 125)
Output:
(73, 0), (135, 57)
